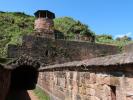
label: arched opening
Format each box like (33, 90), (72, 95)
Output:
(10, 65), (39, 90)
(6, 55), (40, 100)
(6, 65), (39, 100)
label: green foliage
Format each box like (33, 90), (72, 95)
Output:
(96, 34), (113, 41)
(116, 35), (132, 41)
(0, 12), (34, 57)
(96, 34), (114, 44)
(54, 17), (95, 39)
(96, 34), (133, 50)
(34, 87), (50, 100)
(0, 11), (132, 57)
(0, 14), (95, 57)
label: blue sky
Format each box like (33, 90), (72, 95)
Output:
(0, 0), (133, 38)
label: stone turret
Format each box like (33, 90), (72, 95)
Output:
(34, 10), (55, 39)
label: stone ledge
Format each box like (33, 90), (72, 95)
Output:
(39, 53), (133, 71)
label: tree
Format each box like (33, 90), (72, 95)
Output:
(54, 17), (95, 39)
(96, 34), (113, 41)
(0, 11), (34, 57)
(116, 35), (132, 41)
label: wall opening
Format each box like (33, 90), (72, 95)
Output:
(110, 85), (116, 100)
(10, 65), (38, 90)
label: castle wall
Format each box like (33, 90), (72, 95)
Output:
(124, 43), (133, 53)
(38, 65), (133, 100)
(8, 35), (120, 65)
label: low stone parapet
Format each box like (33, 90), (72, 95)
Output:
(38, 53), (133, 100)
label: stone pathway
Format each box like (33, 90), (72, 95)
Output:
(28, 90), (39, 100)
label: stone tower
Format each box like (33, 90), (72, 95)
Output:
(34, 10), (55, 39)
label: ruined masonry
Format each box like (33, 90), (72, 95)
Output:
(0, 10), (133, 100)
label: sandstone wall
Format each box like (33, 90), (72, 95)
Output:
(8, 35), (120, 65)
(34, 18), (54, 34)
(38, 65), (133, 100)
(124, 43), (133, 53)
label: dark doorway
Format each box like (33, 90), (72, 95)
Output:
(6, 90), (31, 100)
(6, 65), (39, 100)
(10, 65), (39, 90)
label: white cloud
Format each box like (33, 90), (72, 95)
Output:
(115, 32), (132, 38)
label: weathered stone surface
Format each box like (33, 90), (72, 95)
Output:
(37, 68), (133, 100)
(8, 35), (120, 65)
(86, 73), (96, 84)
(34, 18), (54, 34)
(110, 76), (120, 86)
(124, 43), (133, 53)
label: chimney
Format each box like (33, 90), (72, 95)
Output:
(34, 10), (55, 39)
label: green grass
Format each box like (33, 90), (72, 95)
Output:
(33, 86), (50, 100)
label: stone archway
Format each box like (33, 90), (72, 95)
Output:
(6, 55), (40, 100)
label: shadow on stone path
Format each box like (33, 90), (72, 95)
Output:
(6, 90), (38, 100)
(6, 90), (31, 100)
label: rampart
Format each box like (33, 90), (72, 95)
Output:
(6, 35), (133, 100)
(38, 53), (133, 100)
(8, 35), (120, 65)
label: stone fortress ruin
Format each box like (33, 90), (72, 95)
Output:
(34, 10), (55, 39)
(0, 10), (133, 100)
